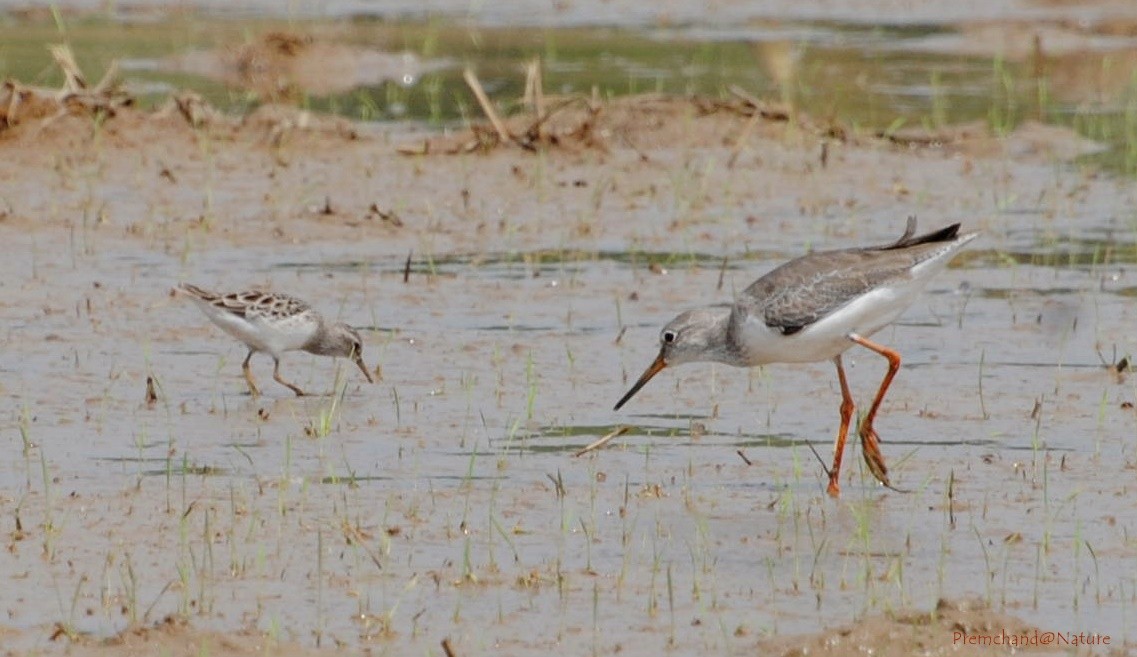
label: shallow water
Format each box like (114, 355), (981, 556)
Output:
(4, 199), (1137, 651)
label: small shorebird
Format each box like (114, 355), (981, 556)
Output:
(614, 218), (978, 496)
(178, 284), (374, 396)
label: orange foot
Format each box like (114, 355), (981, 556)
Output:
(859, 425), (891, 488)
(826, 474), (841, 498)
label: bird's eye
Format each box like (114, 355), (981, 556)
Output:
(662, 330), (677, 344)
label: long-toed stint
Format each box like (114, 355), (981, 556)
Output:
(179, 284), (374, 397)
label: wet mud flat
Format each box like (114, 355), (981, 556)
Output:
(2, 31), (1137, 657)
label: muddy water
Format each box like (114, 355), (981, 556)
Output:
(3, 145), (1137, 654)
(2, 6), (1137, 657)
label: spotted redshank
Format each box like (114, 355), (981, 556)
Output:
(178, 284), (374, 396)
(614, 218), (978, 496)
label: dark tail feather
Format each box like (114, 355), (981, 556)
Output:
(883, 216), (961, 250)
(177, 283), (218, 301)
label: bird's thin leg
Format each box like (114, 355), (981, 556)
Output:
(827, 354), (856, 497)
(847, 333), (897, 488)
(272, 357), (306, 397)
(242, 349), (261, 397)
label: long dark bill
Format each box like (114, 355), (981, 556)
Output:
(354, 354), (375, 383)
(613, 351), (667, 411)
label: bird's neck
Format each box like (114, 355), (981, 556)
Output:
(712, 307), (747, 366)
(303, 322), (339, 356)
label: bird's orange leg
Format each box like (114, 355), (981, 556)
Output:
(242, 349), (261, 397)
(827, 355), (856, 497)
(272, 358), (306, 397)
(847, 333), (897, 488)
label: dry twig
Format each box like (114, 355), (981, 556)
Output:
(574, 426), (631, 457)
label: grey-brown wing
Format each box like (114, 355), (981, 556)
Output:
(740, 251), (911, 335)
(735, 220), (963, 335)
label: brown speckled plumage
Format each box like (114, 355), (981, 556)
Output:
(178, 283), (374, 396)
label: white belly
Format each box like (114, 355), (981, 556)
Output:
(200, 305), (316, 357)
(740, 284), (917, 365)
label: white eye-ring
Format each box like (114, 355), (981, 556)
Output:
(662, 330), (677, 344)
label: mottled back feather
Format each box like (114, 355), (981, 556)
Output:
(180, 284), (315, 322)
